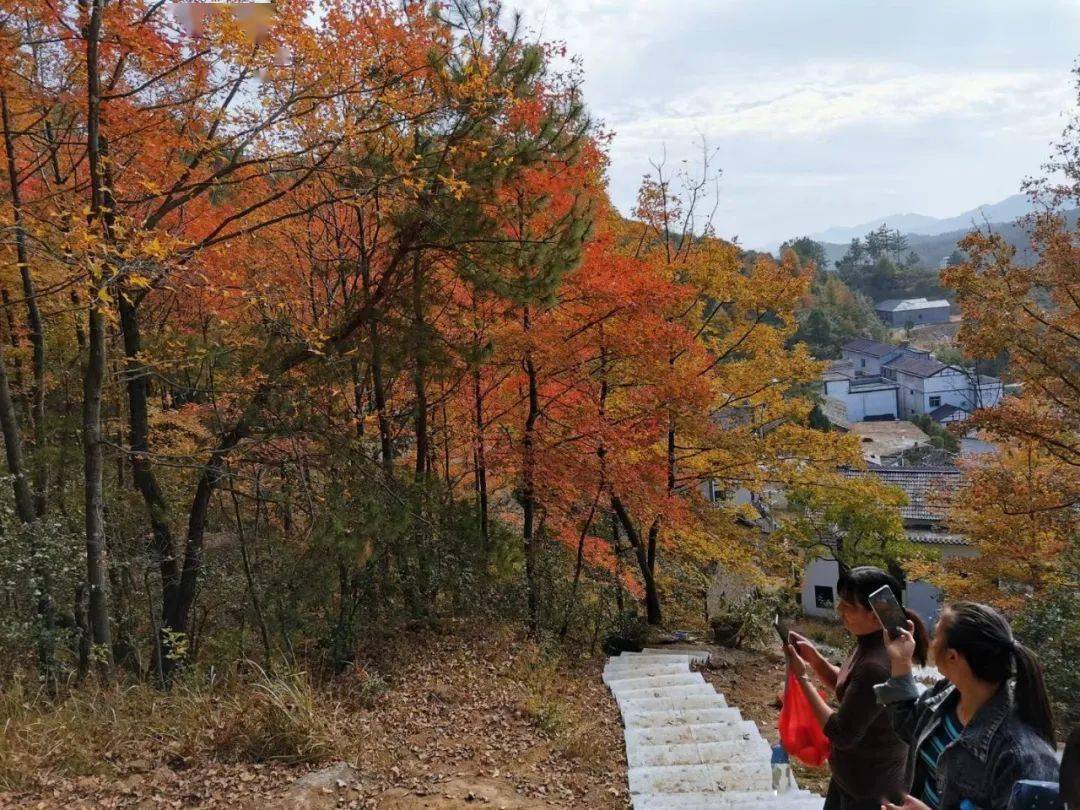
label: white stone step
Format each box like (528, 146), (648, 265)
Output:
(623, 706), (743, 730)
(628, 761), (772, 795)
(604, 662), (690, 683)
(608, 673), (706, 694)
(616, 683), (717, 705)
(621, 694), (729, 716)
(604, 656), (695, 669)
(628, 736), (772, 767)
(641, 648), (711, 665)
(625, 721), (761, 749)
(633, 790), (824, 809)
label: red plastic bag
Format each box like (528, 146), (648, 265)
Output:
(778, 670), (831, 767)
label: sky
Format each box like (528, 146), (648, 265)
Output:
(504, 0), (1080, 248)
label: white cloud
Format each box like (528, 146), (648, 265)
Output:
(504, 1), (1080, 247)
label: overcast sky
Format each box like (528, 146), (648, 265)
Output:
(504, 1), (1080, 248)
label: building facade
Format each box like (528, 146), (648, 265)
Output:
(875, 297), (952, 327)
(830, 339), (1004, 424)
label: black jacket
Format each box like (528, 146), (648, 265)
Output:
(875, 673), (1059, 810)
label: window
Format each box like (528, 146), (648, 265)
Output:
(860, 358), (866, 368)
(814, 586), (834, 609)
(929, 396), (941, 408)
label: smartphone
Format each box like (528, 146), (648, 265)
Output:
(773, 614), (789, 647)
(868, 585), (907, 639)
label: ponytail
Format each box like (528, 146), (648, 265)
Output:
(944, 602), (1057, 746)
(1011, 640), (1056, 746)
(903, 607), (929, 667)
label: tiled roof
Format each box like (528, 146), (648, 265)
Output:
(906, 531), (967, 546)
(842, 338), (899, 357)
(929, 404), (967, 421)
(885, 354), (948, 378)
(843, 466), (963, 523)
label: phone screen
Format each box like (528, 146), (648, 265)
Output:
(868, 585), (907, 638)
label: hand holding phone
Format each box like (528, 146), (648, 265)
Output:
(773, 614), (790, 647)
(868, 585), (907, 639)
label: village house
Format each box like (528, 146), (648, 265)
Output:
(800, 466), (973, 629)
(823, 338), (1004, 425)
(875, 297), (951, 326)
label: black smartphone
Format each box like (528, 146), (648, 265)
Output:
(773, 614), (789, 647)
(869, 585), (907, 639)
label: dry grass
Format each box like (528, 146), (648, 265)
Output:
(0, 666), (348, 792)
(0, 623), (629, 807)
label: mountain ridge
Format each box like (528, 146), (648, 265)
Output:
(807, 193), (1034, 245)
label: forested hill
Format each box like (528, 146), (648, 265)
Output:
(816, 208), (1080, 270)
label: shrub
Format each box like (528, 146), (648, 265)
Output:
(1014, 586), (1080, 733)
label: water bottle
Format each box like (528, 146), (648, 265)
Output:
(772, 744), (796, 794)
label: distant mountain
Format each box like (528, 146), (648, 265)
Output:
(815, 207), (1080, 272)
(808, 194), (1035, 245)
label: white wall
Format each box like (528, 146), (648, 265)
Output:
(801, 558), (840, 619)
(841, 349), (881, 376)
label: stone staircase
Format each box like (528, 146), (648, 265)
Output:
(605, 650), (825, 810)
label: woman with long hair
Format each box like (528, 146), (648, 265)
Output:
(785, 566), (929, 809)
(878, 601), (1059, 810)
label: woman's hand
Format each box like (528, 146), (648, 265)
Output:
(783, 640), (809, 678)
(787, 631), (820, 664)
(881, 795), (931, 810)
(883, 620), (917, 678)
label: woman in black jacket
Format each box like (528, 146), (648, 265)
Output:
(785, 566), (928, 810)
(877, 601), (1059, 810)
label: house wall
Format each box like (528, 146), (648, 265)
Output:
(840, 388), (898, 422)
(802, 558), (841, 619)
(921, 368), (976, 413)
(894, 372), (925, 418)
(841, 348), (882, 376)
(802, 544), (974, 628)
(823, 378), (850, 397)
(879, 305), (950, 327)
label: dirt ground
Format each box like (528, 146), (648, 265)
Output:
(1, 621), (852, 808)
(0, 625), (629, 809)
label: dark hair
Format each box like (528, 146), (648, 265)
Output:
(836, 565), (929, 665)
(942, 602), (1056, 746)
(1063, 727), (1080, 809)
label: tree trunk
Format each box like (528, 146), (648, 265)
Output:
(412, 256), (428, 481)
(117, 292), (181, 675)
(472, 365), (489, 545)
(611, 495), (662, 625)
(0, 87), (47, 517)
(521, 306), (541, 631)
(82, 0), (114, 673)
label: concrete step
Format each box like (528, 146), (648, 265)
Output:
(622, 706), (743, 730)
(627, 736), (772, 768)
(604, 662), (690, 684)
(627, 761), (772, 795)
(625, 721), (761, 749)
(640, 648), (711, 665)
(607, 656), (693, 671)
(608, 673), (706, 694)
(633, 790), (824, 809)
(626, 695), (734, 712)
(615, 682), (718, 705)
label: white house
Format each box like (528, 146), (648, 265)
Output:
(884, 354), (1004, 420)
(800, 467), (975, 629)
(822, 366), (900, 422)
(830, 340), (1004, 425)
(840, 338), (910, 376)
(875, 297), (951, 327)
